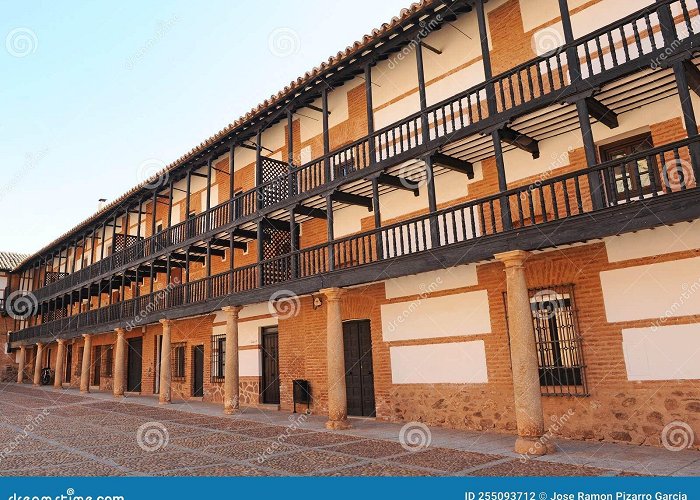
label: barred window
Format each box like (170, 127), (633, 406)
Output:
(211, 334), (225, 382)
(529, 285), (587, 396)
(172, 343), (186, 380)
(505, 285), (588, 397)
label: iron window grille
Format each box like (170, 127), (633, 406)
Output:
(505, 284), (588, 397)
(172, 343), (186, 381)
(210, 334), (225, 383)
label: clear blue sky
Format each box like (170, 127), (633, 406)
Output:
(0, 0), (409, 254)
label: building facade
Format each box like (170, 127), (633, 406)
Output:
(4, 0), (700, 454)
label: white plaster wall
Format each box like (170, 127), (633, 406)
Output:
(604, 220), (700, 263)
(333, 204), (369, 239)
(233, 146), (256, 173)
(390, 340), (488, 384)
(299, 78), (356, 143)
(211, 315), (277, 347)
(600, 257), (700, 322)
(381, 290), (491, 341)
(240, 348), (262, 377)
(622, 324), (700, 380)
(384, 264), (478, 299)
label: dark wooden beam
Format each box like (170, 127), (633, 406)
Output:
(293, 204), (327, 219)
(330, 191), (373, 210)
(210, 238), (246, 251)
(499, 127), (540, 159)
(190, 172), (208, 178)
(232, 228), (258, 240)
(430, 152), (474, 179)
(261, 217), (291, 232)
(683, 59), (700, 98)
(584, 97), (618, 129)
(376, 173), (420, 196)
(171, 252), (206, 263)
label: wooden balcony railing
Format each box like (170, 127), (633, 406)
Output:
(28, 0), (700, 304)
(10, 134), (699, 344)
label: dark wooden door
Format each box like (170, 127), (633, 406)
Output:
(93, 345), (102, 386)
(192, 345), (204, 397)
(127, 338), (142, 392)
(65, 345), (72, 383)
(343, 320), (376, 417)
(261, 327), (280, 404)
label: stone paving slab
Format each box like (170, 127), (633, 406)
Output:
(0, 384), (698, 477)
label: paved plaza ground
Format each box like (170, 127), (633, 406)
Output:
(0, 384), (698, 476)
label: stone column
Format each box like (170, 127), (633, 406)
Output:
(321, 287), (350, 430)
(223, 305), (242, 414)
(113, 328), (127, 397)
(33, 343), (44, 386)
(495, 250), (547, 455)
(159, 319), (172, 404)
(16, 346), (26, 383)
(80, 334), (92, 393)
(53, 340), (66, 389)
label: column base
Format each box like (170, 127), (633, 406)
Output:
(223, 407), (236, 415)
(325, 419), (352, 430)
(113, 393), (125, 398)
(80, 389), (89, 393)
(514, 436), (549, 456)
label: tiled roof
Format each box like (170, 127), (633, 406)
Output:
(0, 251), (30, 272)
(16, 0), (441, 270)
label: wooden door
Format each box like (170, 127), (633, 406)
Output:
(127, 338), (142, 392)
(261, 327), (280, 404)
(192, 345), (204, 397)
(93, 345), (102, 386)
(343, 320), (376, 417)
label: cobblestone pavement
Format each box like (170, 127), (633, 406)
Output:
(0, 385), (698, 477)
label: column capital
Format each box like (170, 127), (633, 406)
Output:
(320, 287), (346, 302)
(494, 250), (531, 269)
(222, 305), (242, 317)
(159, 318), (174, 327)
(19, 345), (26, 351)
(114, 327), (126, 337)
(35, 342), (44, 347)
(56, 339), (66, 346)
(82, 333), (92, 339)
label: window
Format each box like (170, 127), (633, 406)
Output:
(45, 348), (51, 369)
(172, 343), (186, 380)
(599, 133), (659, 201)
(210, 334), (225, 382)
(76, 347), (83, 376)
(528, 285), (587, 396)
